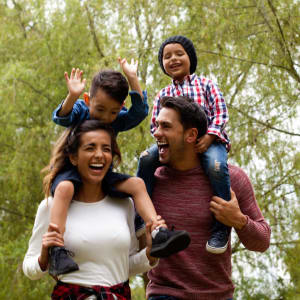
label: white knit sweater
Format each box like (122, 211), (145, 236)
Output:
(23, 196), (156, 286)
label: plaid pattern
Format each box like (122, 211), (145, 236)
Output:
(151, 74), (230, 150)
(51, 280), (131, 300)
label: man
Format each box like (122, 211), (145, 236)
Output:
(146, 96), (271, 300)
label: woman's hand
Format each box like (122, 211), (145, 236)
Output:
(145, 216), (165, 266)
(38, 223), (64, 271)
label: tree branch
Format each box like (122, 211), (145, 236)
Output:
(233, 240), (300, 253)
(266, 0), (300, 82)
(84, 3), (106, 61)
(17, 78), (52, 102)
(198, 49), (290, 71)
(228, 104), (300, 136)
(0, 206), (34, 220)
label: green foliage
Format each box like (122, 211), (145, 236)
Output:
(0, 0), (299, 299)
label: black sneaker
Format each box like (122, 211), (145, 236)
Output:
(206, 225), (230, 254)
(49, 246), (79, 276)
(150, 227), (191, 258)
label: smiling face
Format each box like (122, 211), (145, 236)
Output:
(89, 89), (123, 124)
(162, 43), (191, 82)
(153, 107), (188, 167)
(70, 129), (113, 186)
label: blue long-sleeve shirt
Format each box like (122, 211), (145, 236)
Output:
(52, 91), (148, 136)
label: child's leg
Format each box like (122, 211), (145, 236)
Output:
(50, 181), (74, 235)
(201, 142), (230, 201)
(136, 144), (161, 196)
(48, 168), (81, 276)
(201, 142), (231, 254)
(109, 171), (191, 258)
(115, 177), (158, 229)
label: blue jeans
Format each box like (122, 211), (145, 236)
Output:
(137, 142), (230, 200)
(149, 296), (232, 300)
(200, 142), (230, 201)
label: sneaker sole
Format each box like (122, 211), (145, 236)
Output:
(206, 241), (228, 254)
(150, 231), (191, 258)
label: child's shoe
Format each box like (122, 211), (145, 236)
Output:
(150, 227), (191, 258)
(206, 222), (230, 254)
(49, 246), (79, 276)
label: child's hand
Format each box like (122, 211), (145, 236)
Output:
(64, 68), (86, 99)
(195, 134), (216, 153)
(118, 57), (138, 79)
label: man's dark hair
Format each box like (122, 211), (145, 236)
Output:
(90, 70), (129, 104)
(160, 96), (207, 138)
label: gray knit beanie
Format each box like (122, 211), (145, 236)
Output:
(158, 35), (197, 76)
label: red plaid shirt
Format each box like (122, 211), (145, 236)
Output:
(151, 74), (231, 150)
(51, 280), (131, 300)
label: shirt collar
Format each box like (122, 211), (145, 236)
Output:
(172, 73), (196, 86)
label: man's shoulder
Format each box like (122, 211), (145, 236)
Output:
(228, 164), (252, 188)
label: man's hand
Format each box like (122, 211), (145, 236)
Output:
(64, 68), (86, 100)
(195, 134), (216, 153)
(210, 190), (247, 230)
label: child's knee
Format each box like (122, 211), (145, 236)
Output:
(55, 181), (75, 199)
(206, 160), (228, 179)
(128, 176), (146, 190)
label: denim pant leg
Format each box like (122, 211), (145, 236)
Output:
(201, 142), (231, 201)
(136, 144), (161, 197)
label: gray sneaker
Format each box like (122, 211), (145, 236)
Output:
(49, 246), (79, 276)
(150, 227), (191, 258)
(206, 225), (230, 254)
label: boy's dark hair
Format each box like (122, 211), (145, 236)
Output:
(160, 96), (207, 138)
(90, 70), (129, 104)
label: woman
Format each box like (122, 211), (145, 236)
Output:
(23, 120), (161, 299)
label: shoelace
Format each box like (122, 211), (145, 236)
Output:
(61, 248), (75, 257)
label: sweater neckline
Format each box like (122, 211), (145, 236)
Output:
(72, 195), (108, 206)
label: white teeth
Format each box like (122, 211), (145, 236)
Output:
(157, 142), (168, 146)
(90, 163), (104, 167)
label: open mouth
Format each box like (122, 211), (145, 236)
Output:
(157, 141), (169, 155)
(170, 63), (181, 70)
(89, 163), (104, 171)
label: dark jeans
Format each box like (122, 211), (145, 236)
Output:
(148, 296), (232, 300)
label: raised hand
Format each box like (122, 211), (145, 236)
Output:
(118, 57), (138, 79)
(64, 68), (86, 99)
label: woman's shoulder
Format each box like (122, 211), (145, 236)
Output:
(36, 197), (52, 216)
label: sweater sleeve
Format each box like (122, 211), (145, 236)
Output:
(127, 199), (158, 277)
(23, 199), (51, 280)
(231, 167), (271, 252)
(111, 91), (149, 133)
(52, 100), (89, 127)
(205, 79), (229, 142)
